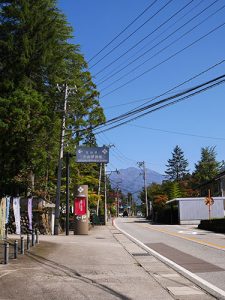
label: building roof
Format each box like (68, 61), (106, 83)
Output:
(166, 197), (225, 205)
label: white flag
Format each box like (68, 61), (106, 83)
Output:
(0, 198), (6, 239)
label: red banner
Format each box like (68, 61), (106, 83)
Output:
(74, 197), (87, 215)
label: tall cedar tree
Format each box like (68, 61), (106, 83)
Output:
(193, 146), (221, 184)
(0, 0), (105, 197)
(165, 145), (189, 181)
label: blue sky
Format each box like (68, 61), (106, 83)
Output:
(57, 0), (225, 175)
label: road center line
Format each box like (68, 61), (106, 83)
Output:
(139, 223), (225, 250)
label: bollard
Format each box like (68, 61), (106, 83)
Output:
(14, 240), (18, 259)
(20, 236), (24, 254)
(27, 234), (30, 250)
(32, 230), (35, 246)
(4, 242), (9, 264)
(35, 229), (39, 244)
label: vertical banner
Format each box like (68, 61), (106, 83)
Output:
(74, 197), (87, 215)
(28, 197), (33, 231)
(13, 197), (21, 235)
(0, 198), (6, 239)
(5, 196), (10, 224)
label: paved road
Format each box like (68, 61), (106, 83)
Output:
(114, 217), (225, 299)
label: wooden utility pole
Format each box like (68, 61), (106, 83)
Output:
(138, 161), (149, 218)
(54, 84), (77, 235)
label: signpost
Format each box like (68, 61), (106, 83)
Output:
(76, 146), (109, 163)
(204, 189), (214, 220)
(63, 146), (110, 235)
(76, 146), (110, 225)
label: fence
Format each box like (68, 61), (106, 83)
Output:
(0, 229), (39, 265)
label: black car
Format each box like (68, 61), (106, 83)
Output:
(122, 210), (128, 217)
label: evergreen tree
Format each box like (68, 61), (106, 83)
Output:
(169, 181), (182, 200)
(0, 0), (105, 197)
(165, 145), (189, 181)
(193, 146), (221, 184)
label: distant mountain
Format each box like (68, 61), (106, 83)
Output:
(109, 167), (164, 203)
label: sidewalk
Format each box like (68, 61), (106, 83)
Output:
(0, 224), (215, 300)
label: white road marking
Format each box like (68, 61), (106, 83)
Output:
(114, 219), (225, 299)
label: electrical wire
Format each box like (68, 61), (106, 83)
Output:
(89, 0), (173, 69)
(98, 0), (220, 86)
(67, 61), (225, 136)
(88, 0), (159, 63)
(97, 0), (204, 84)
(105, 60), (225, 124)
(128, 124), (225, 141)
(101, 7), (225, 96)
(97, 62), (225, 128)
(95, 75), (225, 134)
(94, 0), (195, 77)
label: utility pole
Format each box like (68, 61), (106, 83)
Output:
(116, 187), (119, 217)
(103, 144), (115, 224)
(65, 152), (71, 236)
(138, 161), (149, 218)
(54, 84), (77, 235)
(104, 163), (107, 225)
(96, 163), (102, 216)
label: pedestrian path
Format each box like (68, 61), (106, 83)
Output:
(0, 224), (216, 299)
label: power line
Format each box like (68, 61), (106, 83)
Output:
(94, 0), (195, 78)
(128, 124), (225, 141)
(88, 0), (159, 63)
(67, 61), (225, 136)
(100, 6), (225, 96)
(89, 0), (173, 69)
(98, 0), (220, 86)
(97, 131), (166, 167)
(95, 75), (225, 134)
(98, 60), (225, 128)
(97, 0), (205, 84)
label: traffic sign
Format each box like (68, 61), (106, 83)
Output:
(76, 146), (109, 163)
(204, 197), (214, 206)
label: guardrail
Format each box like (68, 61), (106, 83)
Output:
(0, 229), (39, 265)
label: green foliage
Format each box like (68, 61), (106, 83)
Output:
(193, 146), (221, 185)
(165, 145), (189, 181)
(0, 0), (105, 201)
(168, 181), (182, 200)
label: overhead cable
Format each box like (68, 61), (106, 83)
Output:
(98, 0), (220, 85)
(98, 60), (225, 127)
(88, 0), (159, 63)
(101, 20), (225, 98)
(89, 0), (173, 69)
(97, 0), (205, 84)
(94, 0), (195, 77)
(94, 75), (225, 134)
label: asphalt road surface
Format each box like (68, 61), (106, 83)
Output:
(114, 217), (225, 298)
